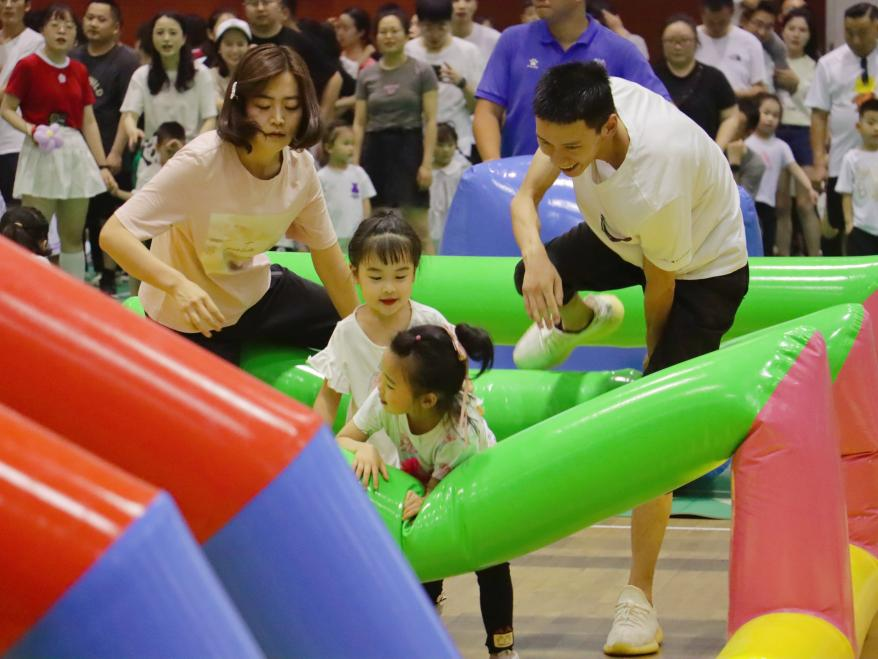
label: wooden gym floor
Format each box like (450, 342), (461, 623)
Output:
(441, 516), (878, 658)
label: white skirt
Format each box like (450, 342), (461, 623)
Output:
(13, 125), (106, 200)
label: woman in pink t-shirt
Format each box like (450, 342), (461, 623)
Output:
(0, 4), (116, 280)
(100, 45), (358, 364)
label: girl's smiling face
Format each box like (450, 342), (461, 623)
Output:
(218, 30), (250, 72)
(353, 252), (416, 318)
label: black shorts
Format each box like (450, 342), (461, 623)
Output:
(170, 264), (340, 365)
(513, 223), (750, 375)
(362, 128), (429, 209)
(848, 227), (878, 256)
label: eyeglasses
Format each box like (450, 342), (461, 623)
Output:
(601, 214), (631, 243)
(47, 20), (76, 30)
(243, 0), (278, 7)
(662, 37), (695, 47)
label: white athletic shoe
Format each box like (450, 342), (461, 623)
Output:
(603, 585), (663, 656)
(489, 651), (519, 659)
(512, 294), (624, 370)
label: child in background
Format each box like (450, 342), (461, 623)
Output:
(838, 98), (878, 255)
(308, 210), (448, 466)
(0, 206), (50, 257)
(318, 123), (376, 251)
(336, 322), (518, 659)
(745, 93), (818, 255)
(429, 122), (470, 252)
(110, 121), (185, 203)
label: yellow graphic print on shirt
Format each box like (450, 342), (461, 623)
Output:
(202, 211), (291, 273)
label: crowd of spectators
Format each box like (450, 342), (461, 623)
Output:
(0, 0), (876, 290)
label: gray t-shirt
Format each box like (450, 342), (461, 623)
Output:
(356, 57), (437, 132)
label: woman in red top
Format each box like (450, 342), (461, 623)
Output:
(0, 4), (115, 280)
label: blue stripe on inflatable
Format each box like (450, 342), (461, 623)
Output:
(203, 425), (458, 659)
(493, 344), (646, 371)
(8, 492), (262, 659)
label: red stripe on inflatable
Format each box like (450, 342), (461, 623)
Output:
(729, 334), (855, 646)
(834, 306), (878, 558)
(0, 240), (322, 541)
(0, 403), (156, 653)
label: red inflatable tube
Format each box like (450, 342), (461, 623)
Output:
(0, 239), (320, 542)
(0, 402), (156, 652)
(729, 334), (855, 647)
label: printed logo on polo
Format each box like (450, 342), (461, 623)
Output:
(527, 58), (539, 70)
(351, 182), (360, 198)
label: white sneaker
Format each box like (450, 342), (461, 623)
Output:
(512, 294), (624, 370)
(603, 585), (663, 656)
(489, 651), (519, 659)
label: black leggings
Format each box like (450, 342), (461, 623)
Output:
(170, 265), (339, 365)
(754, 201), (777, 257)
(423, 562), (514, 654)
(513, 223), (750, 375)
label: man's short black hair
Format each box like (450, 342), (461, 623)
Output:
(703, 0), (734, 11)
(860, 97), (878, 117)
(533, 62), (616, 130)
(845, 3), (878, 20)
(416, 0), (452, 24)
(88, 0), (121, 25)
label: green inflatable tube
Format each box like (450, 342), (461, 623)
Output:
(124, 254), (878, 347)
(399, 304), (863, 580)
(263, 252), (878, 346)
(239, 343), (639, 438)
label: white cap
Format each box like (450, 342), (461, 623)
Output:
(215, 18), (252, 43)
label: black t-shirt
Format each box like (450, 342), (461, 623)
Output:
(71, 43), (140, 153)
(251, 26), (337, 97)
(653, 61), (736, 140)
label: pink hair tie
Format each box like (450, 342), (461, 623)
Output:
(415, 334), (421, 341)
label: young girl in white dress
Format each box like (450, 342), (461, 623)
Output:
(0, 4), (115, 279)
(308, 209), (447, 465)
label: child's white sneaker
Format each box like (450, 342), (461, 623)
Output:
(512, 294), (624, 370)
(603, 585), (663, 656)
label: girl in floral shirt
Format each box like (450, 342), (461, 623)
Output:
(336, 322), (518, 659)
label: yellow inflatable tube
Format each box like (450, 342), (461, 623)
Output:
(717, 612), (854, 659)
(719, 544), (878, 658)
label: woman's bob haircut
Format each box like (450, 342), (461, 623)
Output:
(218, 44), (321, 151)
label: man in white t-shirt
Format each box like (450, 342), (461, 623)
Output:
(696, 0), (767, 99)
(806, 2), (878, 255)
(0, 0), (43, 205)
(511, 62), (748, 656)
(450, 0), (500, 62)
(406, 0), (484, 158)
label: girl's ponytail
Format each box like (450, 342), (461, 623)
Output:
(454, 323), (493, 377)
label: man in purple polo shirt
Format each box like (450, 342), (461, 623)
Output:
(473, 0), (669, 160)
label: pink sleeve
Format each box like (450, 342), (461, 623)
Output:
(285, 162), (338, 250)
(115, 147), (201, 240)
